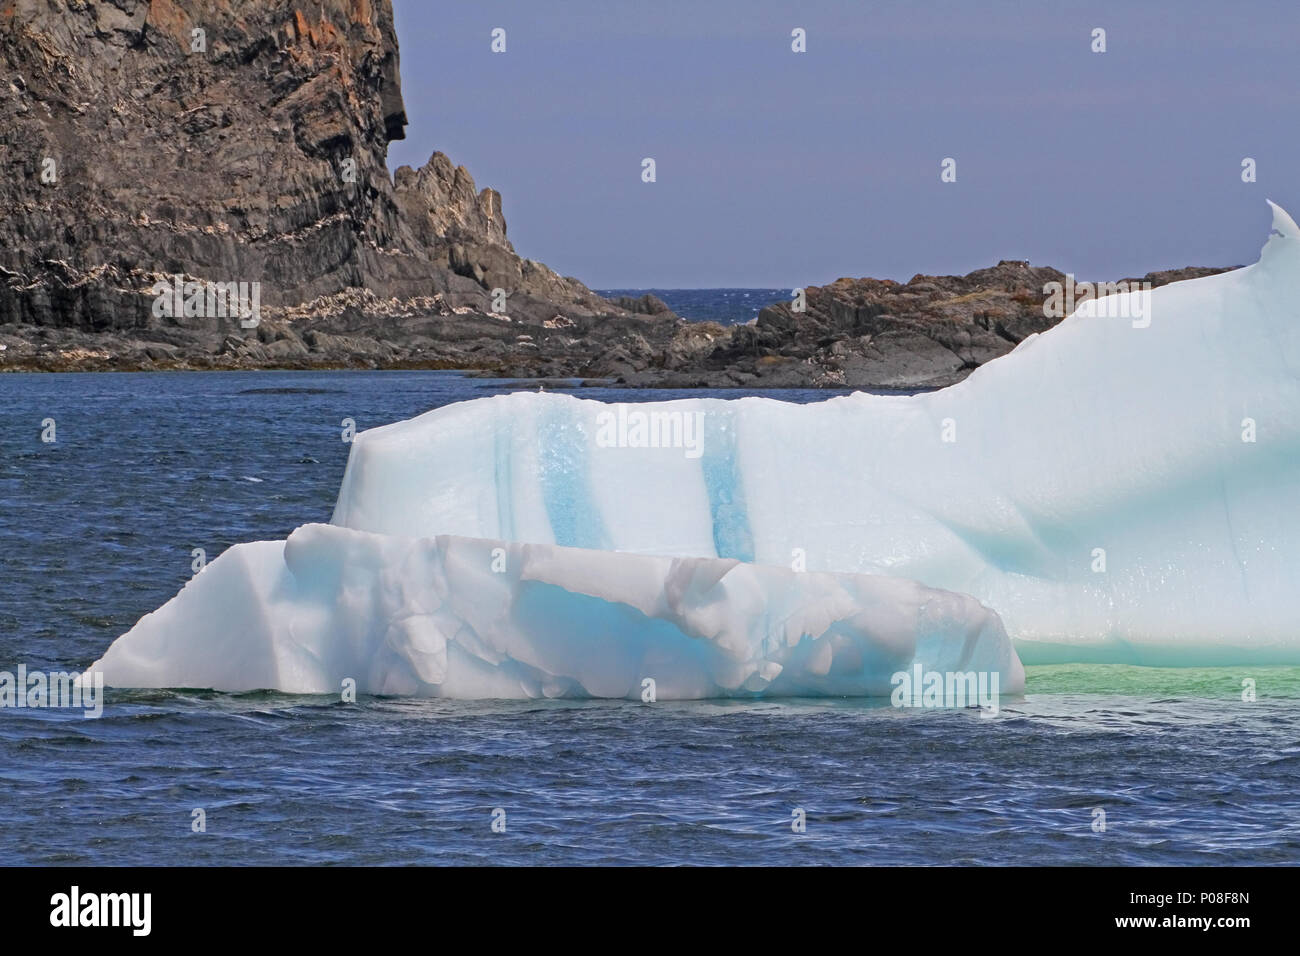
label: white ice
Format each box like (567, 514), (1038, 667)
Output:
(329, 203), (1300, 665)
(83, 523), (1023, 698)
(87, 203), (1300, 694)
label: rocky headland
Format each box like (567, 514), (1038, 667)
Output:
(0, 0), (1231, 388)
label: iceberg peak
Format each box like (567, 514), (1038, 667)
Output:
(1266, 199), (1300, 241)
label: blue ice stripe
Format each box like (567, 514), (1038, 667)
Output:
(537, 401), (608, 549)
(700, 409), (754, 562)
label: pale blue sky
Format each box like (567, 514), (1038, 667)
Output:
(389, 0), (1300, 287)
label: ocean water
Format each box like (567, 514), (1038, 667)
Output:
(1, 369), (1298, 866)
(598, 288), (788, 324)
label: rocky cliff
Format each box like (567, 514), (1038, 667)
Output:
(0, 0), (645, 368)
(0, 0), (1235, 385)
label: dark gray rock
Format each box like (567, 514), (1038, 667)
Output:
(611, 293), (673, 316)
(0, 0), (649, 369)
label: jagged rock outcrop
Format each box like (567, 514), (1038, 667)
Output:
(610, 293), (674, 316)
(609, 261), (1237, 389)
(0, 0), (643, 368)
(733, 260), (1071, 387)
(391, 151), (599, 310)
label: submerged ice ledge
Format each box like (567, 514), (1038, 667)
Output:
(84, 524), (1024, 699)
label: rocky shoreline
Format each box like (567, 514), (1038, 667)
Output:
(0, 264), (1233, 387)
(1, 0), (1233, 388)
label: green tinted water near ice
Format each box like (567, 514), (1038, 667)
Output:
(1026, 664), (1300, 698)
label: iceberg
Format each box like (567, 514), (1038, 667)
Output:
(83, 524), (1022, 699)
(85, 201), (1300, 695)
(329, 202), (1300, 665)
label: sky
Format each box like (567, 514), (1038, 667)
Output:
(388, 0), (1300, 289)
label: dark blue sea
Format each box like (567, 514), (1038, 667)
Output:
(598, 288), (788, 324)
(2, 367), (1298, 865)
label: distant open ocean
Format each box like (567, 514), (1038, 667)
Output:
(598, 289), (788, 324)
(3, 345), (1298, 863)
